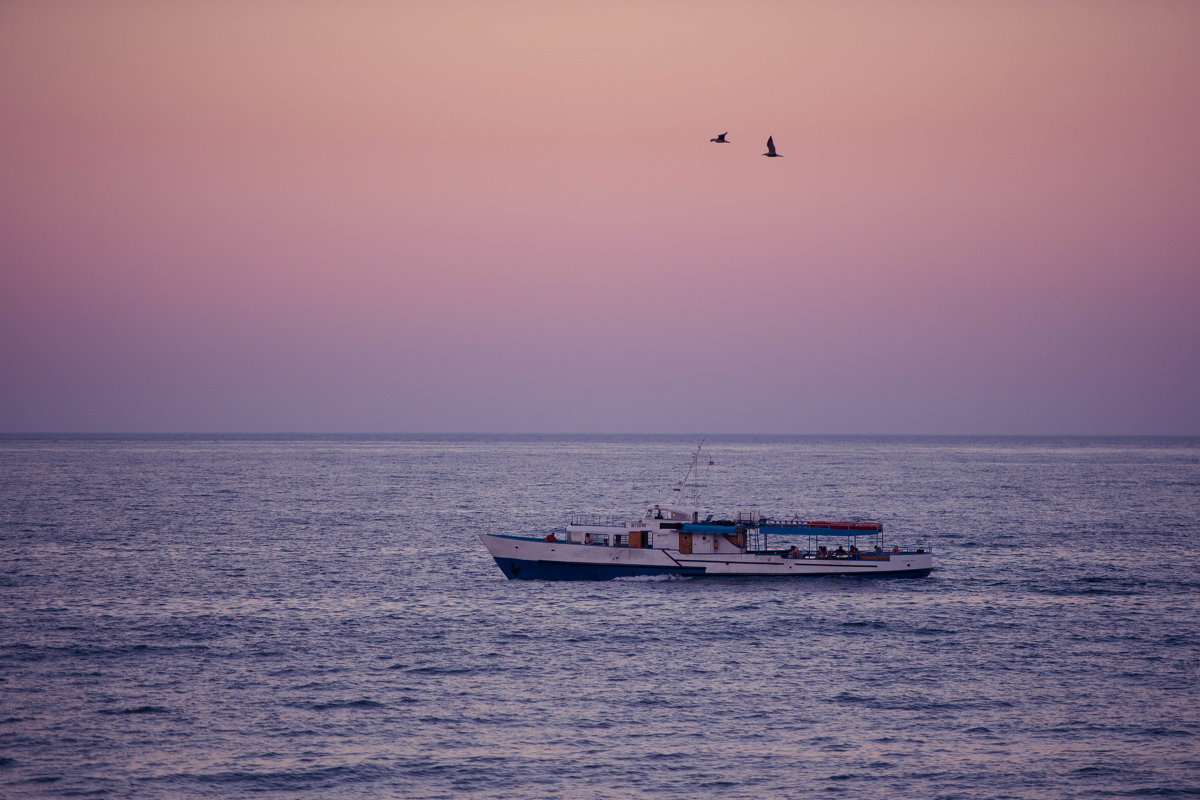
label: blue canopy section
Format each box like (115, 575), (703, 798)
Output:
(680, 523), (743, 534)
(763, 523), (881, 537)
(681, 521), (883, 537)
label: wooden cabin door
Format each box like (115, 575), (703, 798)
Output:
(678, 532), (693, 554)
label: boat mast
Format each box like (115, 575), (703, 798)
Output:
(675, 437), (706, 506)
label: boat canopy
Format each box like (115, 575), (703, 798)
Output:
(766, 520), (883, 534)
(760, 524), (883, 538)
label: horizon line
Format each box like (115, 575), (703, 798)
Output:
(2, 431), (1198, 439)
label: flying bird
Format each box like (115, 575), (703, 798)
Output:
(762, 136), (781, 157)
(710, 132), (729, 143)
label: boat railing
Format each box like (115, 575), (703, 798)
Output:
(569, 513), (631, 528)
(755, 545), (932, 559)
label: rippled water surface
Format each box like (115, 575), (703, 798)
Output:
(2, 435), (1198, 798)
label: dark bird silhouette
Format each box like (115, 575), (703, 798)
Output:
(710, 132), (729, 143)
(762, 136), (781, 157)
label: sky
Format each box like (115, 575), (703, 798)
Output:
(2, 1), (1198, 434)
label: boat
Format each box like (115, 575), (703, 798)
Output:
(480, 507), (933, 580)
(479, 443), (934, 581)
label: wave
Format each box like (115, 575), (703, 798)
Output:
(305, 700), (385, 711)
(612, 573), (694, 582)
(98, 705), (169, 715)
(173, 761), (394, 790)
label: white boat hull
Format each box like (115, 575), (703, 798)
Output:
(480, 533), (934, 581)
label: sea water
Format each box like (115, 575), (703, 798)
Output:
(1, 434), (1198, 799)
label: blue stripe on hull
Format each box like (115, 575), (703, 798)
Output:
(692, 567), (936, 579)
(824, 567), (934, 579)
(491, 557), (933, 581)
(493, 557), (705, 581)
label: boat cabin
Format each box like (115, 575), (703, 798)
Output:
(563, 506), (928, 560)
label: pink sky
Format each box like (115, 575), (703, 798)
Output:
(2, 1), (1198, 433)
